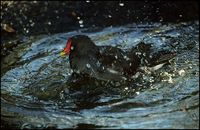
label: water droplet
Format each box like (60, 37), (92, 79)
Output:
(60, 92), (64, 99)
(48, 21), (51, 25)
(136, 52), (142, 55)
(119, 3), (124, 6)
(178, 69), (185, 76)
(168, 76), (173, 83)
(80, 24), (84, 28)
(136, 91), (140, 95)
(124, 55), (130, 60)
(122, 77), (127, 80)
(30, 22), (35, 27)
(86, 63), (91, 69)
(41, 87), (45, 91)
(79, 20), (83, 24)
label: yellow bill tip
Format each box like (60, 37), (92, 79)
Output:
(59, 51), (66, 57)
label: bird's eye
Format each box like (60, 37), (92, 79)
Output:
(71, 46), (74, 50)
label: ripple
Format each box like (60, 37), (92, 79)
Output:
(1, 21), (199, 129)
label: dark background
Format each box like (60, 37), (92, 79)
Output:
(1, 1), (199, 36)
(1, 1), (199, 56)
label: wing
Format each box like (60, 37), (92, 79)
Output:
(71, 54), (127, 82)
(99, 46), (141, 76)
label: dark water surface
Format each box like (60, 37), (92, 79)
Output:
(1, 21), (199, 129)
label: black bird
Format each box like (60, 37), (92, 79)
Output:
(60, 35), (175, 81)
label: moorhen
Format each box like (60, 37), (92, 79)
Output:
(60, 35), (175, 81)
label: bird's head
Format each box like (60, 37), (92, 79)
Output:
(60, 35), (98, 57)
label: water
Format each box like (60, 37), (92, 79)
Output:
(1, 21), (199, 129)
